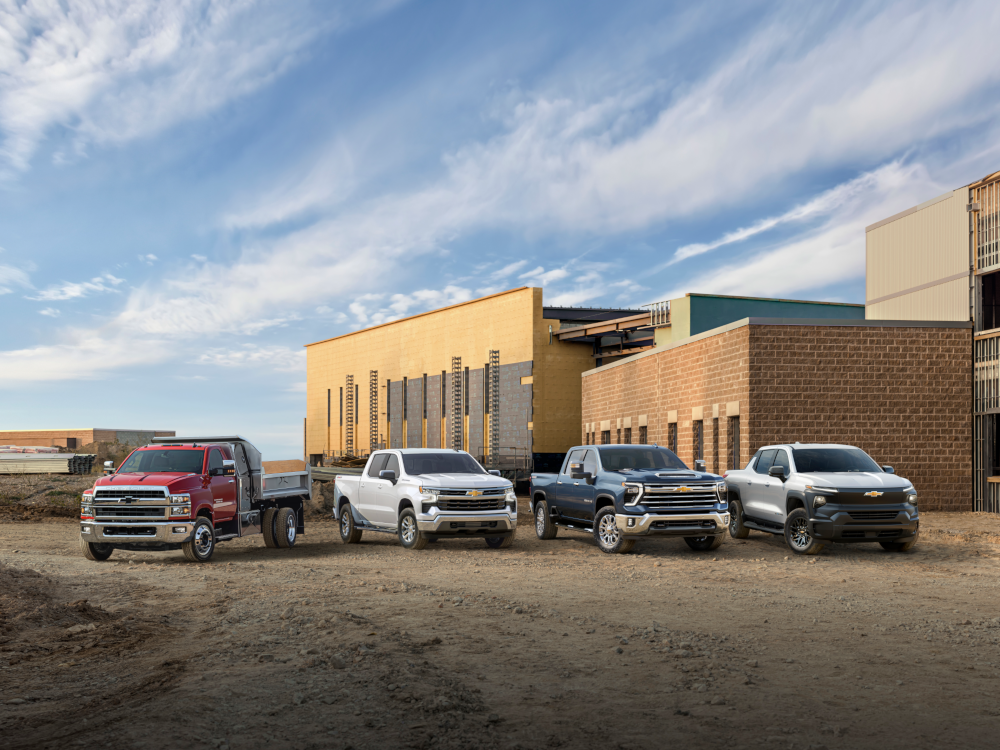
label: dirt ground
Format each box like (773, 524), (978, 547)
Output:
(2, 503), (1000, 750)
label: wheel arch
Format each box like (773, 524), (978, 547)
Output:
(595, 494), (616, 512)
(531, 490), (547, 513)
(398, 498), (414, 518)
(785, 492), (806, 516)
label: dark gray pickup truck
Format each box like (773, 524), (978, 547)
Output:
(528, 444), (729, 554)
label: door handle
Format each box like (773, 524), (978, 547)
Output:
(574, 482), (580, 486)
(228, 480), (235, 484)
(748, 480), (753, 485)
(557, 481), (563, 485)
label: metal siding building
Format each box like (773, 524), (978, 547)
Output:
(866, 169), (1000, 511)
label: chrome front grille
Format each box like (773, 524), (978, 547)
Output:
(436, 497), (506, 512)
(94, 489), (167, 500)
(641, 483), (718, 512)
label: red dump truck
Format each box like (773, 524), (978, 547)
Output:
(79, 436), (311, 563)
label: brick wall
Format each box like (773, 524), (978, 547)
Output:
(582, 323), (971, 512)
(748, 325), (971, 512)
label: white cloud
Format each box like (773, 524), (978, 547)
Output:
(0, 263), (30, 295)
(138, 254), (158, 266)
(194, 344), (306, 373)
(29, 273), (125, 301)
(39, 307), (59, 317)
(347, 286), (473, 328)
(191, 254), (207, 262)
(490, 260), (529, 280)
(0, 1), (344, 176)
(519, 266), (569, 285)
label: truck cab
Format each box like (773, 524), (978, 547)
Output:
(529, 444), (729, 554)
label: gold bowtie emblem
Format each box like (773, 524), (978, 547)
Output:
(863, 491), (883, 497)
(469, 490), (482, 497)
(678, 486), (693, 492)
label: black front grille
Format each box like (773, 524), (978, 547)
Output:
(878, 529), (902, 538)
(95, 490), (166, 500)
(95, 507), (166, 518)
(642, 499), (717, 512)
(651, 520), (717, 530)
(103, 526), (156, 536)
(841, 530), (866, 538)
(436, 497), (505, 512)
(849, 511), (899, 521)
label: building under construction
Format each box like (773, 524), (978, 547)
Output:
(865, 168), (1000, 511)
(303, 287), (647, 472)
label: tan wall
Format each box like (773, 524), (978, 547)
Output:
(305, 287), (593, 457)
(866, 188), (970, 321)
(0, 429), (98, 448)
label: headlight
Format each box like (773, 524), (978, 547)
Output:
(622, 483), (643, 505)
(81, 505), (93, 517)
(813, 496), (827, 508)
(805, 485), (838, 495)
(169, 494), (190, 503)
(171, 505), (191, 517)
(907, 493), (918, 505)
(418, 486), (440, 496)
(715, 482), (727, 502)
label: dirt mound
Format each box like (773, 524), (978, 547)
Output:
(0, 564), (114, 639)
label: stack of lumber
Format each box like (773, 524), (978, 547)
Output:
(0, 453), (96, 475)
(0, 445), (60, 453)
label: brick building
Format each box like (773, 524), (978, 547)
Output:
(0, 428), (175, 450)
(582, 318), (972, 512)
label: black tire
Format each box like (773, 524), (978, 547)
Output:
(728, 498), (750, 539)
(534, 501), (557, 540)
(262, 507), (279, 548)
(80, 538), (113, 561)
(784, 508), (824, 555)
(684, 534), (724, 552)
(594, 506), (635, 554)
(275, 507), (297, 549)
(182, 517), (215, 563)
(339, 504), (363, 544)
(880, 527), (919, 552)
(398, 508), (428, 550)
(485, 527), (516, 549)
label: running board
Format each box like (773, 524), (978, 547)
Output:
(743, 518), (783, 534)
(215, 533), (239, 541)
(357, 523), (396, 535)
(555, 521), (594, 534)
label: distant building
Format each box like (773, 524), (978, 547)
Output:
(304, 287), (644, 471)
(0, 429), (176, 450)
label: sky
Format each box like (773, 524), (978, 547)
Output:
(2, 0), (1000, 458)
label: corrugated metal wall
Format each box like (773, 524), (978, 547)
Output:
(865, 188), (969, 321)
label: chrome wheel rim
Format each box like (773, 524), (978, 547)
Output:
(535, 506), (546, 536)
(286, 514), (296, 544)
(789, 517), (811, 550)
(193, 525), (213, 557)
(341, 512), (350, 537)
(401, 515), (416, 544)
(598, 514), (619, 548)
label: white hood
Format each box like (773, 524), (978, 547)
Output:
(410, 473), (512, 490)
(798, 472), (912, 490)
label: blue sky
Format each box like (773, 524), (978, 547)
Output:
(2, 0), (1000, 457)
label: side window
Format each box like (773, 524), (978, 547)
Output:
(563, 449), (586, 474)
(582, 450), (598, 475)
(755, 449), (777, 475)
(384, 453), (401, 478)
(747, 451), (762, 472)
(208, 449), (223, 475)
(367, 453), (389, 477)
(772, 450), (790, 474)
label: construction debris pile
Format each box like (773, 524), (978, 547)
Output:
(0, 447), (97, 475)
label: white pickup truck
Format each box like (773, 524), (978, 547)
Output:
(332, 448), (518, 550)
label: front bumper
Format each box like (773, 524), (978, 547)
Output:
(810, 508), (918, 543)
(416, 511), (516, 536)
(615, 511), (729, 537)
(81, 521), (195, 544)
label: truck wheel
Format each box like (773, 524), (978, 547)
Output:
(275, 507), (297, 549)
(880, 528), (919, 552)
(398, 508), (428, 550)
(182, 517), (216, 563)
(534, 501), (557, 540)
(262, 508), (280, 548)
(485, 527), (516, 549)
(784, 508), (824, 555)
(728, 498), (750, 539)
(594, 507), (635, 554)
(80, 538), (113, 561)
(685, 534), (724, 552)
(339, 505), (363, 544)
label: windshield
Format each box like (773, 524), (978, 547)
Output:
(598, 447), (687, 471)
(792, 448), (882, 473)
(401, 453), (486, 475)
(118, 449), (205, 474)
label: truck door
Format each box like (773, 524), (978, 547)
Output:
(555, 449), (587, 516)
(561, 449), (598, 521)
(357, 453), (388, 524)
(744, 449), (776, 522)
(208, 448), (237, 522)
(759, 448), (790, 523)
(374, 453), (402, 526)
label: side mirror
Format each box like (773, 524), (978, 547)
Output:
(581, 471), (595, 485)
(768, 465), (787, 481)
(488, 469), (501, 476)
(882, 465), (894, 474)
(694, 460), (706, 472)
(103, 460), (115, 475)
(379, 469), (397, 484)
(569, 462), (585, 479)
(222, 459), (236, 477)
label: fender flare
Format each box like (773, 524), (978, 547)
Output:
(594, 493), (617, 512)
(785, 491), (807, 517)
(530, 490), (547, 514)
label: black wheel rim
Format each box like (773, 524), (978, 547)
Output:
(788, 517), (811, 550)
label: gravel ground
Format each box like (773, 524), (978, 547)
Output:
(2, 507), (1000, 750)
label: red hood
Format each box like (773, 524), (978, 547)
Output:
(94, 472), (205, 491)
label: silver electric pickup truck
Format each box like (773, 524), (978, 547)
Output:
(725, 442), (919, 555)
(332, 449), (517, 550)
